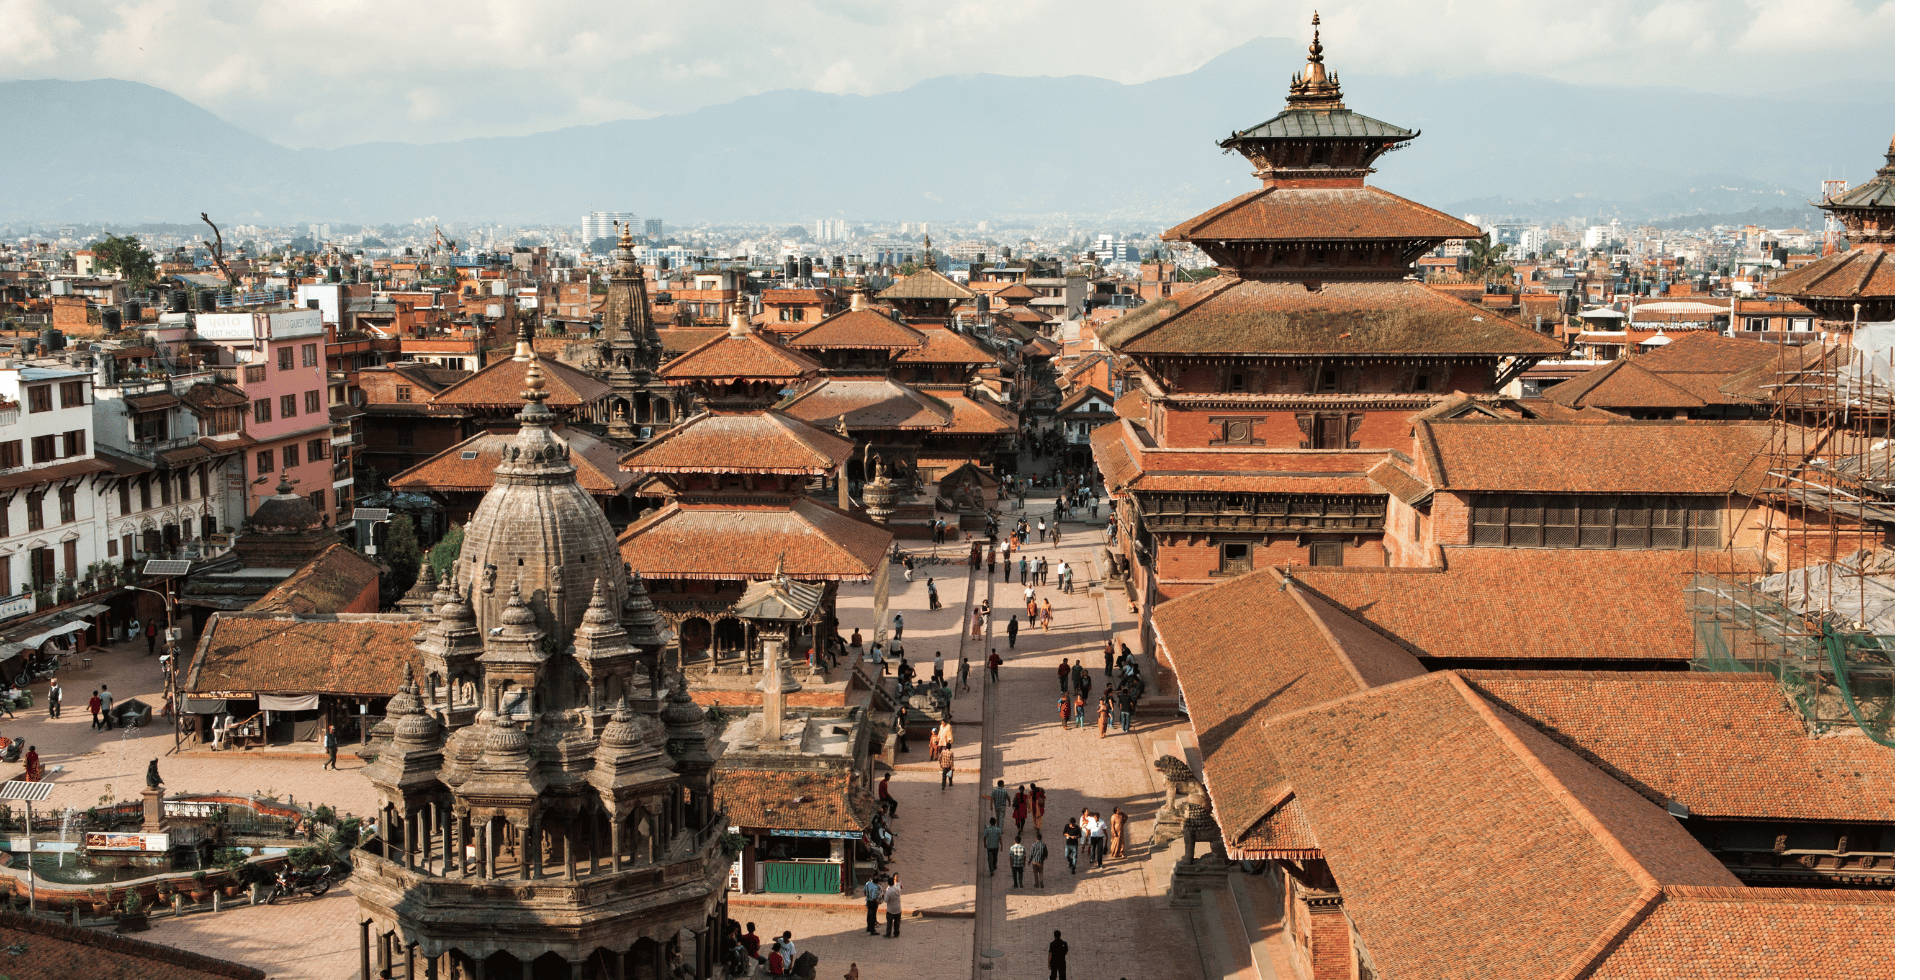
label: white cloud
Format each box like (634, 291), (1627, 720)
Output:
(0, 0), (1891, 147)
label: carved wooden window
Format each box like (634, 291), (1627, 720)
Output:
(1308, 541), (1343, 566)
(1212, 417), (1264, 446)
(1472, 494), (1720, 549)
(1218, 541), (1253, 575)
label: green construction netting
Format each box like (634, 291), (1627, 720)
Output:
(1687, 573), (1894, 747)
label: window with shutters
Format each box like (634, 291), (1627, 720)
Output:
(29, 435), (56, 464)
(308, 438), (327, 462)
(302, 343), (318, 367)
(282, 445), (300, 469)
(0, 441), (19, 469)
(1470, 493), (1720, 549)
(278, 347), (294, 371)
(245, 365), (267, 383)
(25, 491), (44, 532)
(26, 385), (51, 413)
(63, 429), (85, 457)
(1309, 541), (1344, 566)
(1217, 541), (1253, 575)
(59, 380), (87, 407)
(395, 385), (413, 402)
(280, 394), (297, 418)
(254, 399), (271, 423)
(256, 450), (274, 477)
(58, 487), (75, 524)
(305, 390), (322, 414)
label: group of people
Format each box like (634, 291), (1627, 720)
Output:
(1055, 661), (1135, 736)
(726, 920), (822, 977)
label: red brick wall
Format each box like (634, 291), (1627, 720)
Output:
(1152, 534), (1387, 581)
(1431, 492), (1472, 546)
(1306, 902), (1354, 980)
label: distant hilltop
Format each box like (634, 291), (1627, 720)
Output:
(0, 38), (1890, 225)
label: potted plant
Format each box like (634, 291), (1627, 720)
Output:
(87, 888), (114, 916)
(116, 889), (148, 932)
(188, 869), (212, 902)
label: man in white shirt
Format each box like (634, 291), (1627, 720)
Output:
(1086, 813), (1108, 868)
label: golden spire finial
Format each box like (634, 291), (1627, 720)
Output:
(618, 222), (635, 248)
(521, 358), (549, 405)
(1308, 11), (1323, 65)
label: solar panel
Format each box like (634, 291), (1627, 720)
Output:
(351, 508), (391, 522)
(459, 451), (480, 460)
(143, 559), (192, 577)
(0, 781), (52, 803)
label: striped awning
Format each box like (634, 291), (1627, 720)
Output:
(0, 780), (52, 803)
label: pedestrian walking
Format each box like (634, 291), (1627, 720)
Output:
(46, 678), (60, 719)
(323, 725), (340, 769)
(1018, 556), (1028, 586)
(1062, 818), (1081, 874)
(988, 779), (1009, 825)
(1025, 597), (1038, 628)
(145, 620), (158, 656)
(863, 872), (883, 934)
(1009, 833), (1027, 887)
(957, 656), (971, 692)
(1030, 783), (1046, 821)
(1012, 786), (1029, 836)
(877, 772), (898, 817)
(926, 576), (940, 611)
(1070, 660), (1084, 696)
(98, 685), (112, 729)
(1051, 523), (1060, 546)
(1103, 638), (1115, 677)
(1063, 565), (1073, 594)
(982, 818), (1003, 876)
(22, 746), (40, 782)
(1073, 693), (1086, 728)
(892, 613), (904, 643)
(884, 875), (903, 937)
(1087, 811), (1108, 867)
(87, 689), (101, 728)
(1028, 832), (1047, 889)
(931, 652), (945, 686)
(1006, 615), (1019, 650)
(1003, 553), (1012, 582)
(987, 650), (1002, 682)
(1048, 931), (1069, 980)
(1058, 693), (1070, 728)
(970, 607), (984, 639)
(1098, 698), (1112, 737)
(939, 744), (955, 788)
(1119, 689), (1136, 733)
(1056, 559), (1068, 591)
(1040, 598), (1053, 632)
(1111, 808), (1129, 860)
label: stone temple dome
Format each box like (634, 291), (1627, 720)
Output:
(246, 475), (320, 533)
(457, 360), (625, 639)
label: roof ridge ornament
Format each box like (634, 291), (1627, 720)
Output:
(1286, 11), (1345, 111)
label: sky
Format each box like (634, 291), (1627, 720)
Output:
(0, 0), (1896, 148)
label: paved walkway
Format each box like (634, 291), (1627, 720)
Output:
(763, 501), (1209, 980)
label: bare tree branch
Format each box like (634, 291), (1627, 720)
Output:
(200, 212), (241, 290)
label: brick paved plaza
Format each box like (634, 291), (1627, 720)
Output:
(3, 506), (1248, 979)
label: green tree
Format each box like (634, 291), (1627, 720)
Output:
(426, 524), (464, 581)
(1465, 237), (1514, 284)
(383, 514), (421, 596)
(88, 234), (158, 287)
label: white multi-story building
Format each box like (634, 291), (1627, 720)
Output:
(0, 360), (107, 616)
(581, 211), (634, 246)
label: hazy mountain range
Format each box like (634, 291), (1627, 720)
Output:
(0, 38), (1891, 228)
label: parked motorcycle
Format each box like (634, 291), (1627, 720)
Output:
(265, 865), (336, 903)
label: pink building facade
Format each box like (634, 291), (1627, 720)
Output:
(191, 310), (336, 522)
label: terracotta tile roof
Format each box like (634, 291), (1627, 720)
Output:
(0, 909), (264, 980)
(1632, 331), (1786, 376)
(656, 330), (821, 386)
(1585, 886), (1893, 979)
(779, 377), (951, 431)
(1292, 549), (1764, 663)
(1543, 358), (1711, 409)
(759, 289), (835, 304)
(1091, 419), (1384, 495)
(1259, 672), (1738, 980)
(431, 354), (611, 408)
(1156, 568), (1425, 855)
(619, 498), (891, 582)
(1005, 306), (1050, 324)
(124, 391), (181, 412)
(897, 327), (998, 365)
(1461, 671), (1892, 823)
(1766, 248), (1894, 302)
(619, 410), (852, 476)
(0, 456), (113, 491)
(995, 282), (1037, 301)
(876, 269), (976, 301)
(919, 385), (1019, 436)
(1112, 387), (1149, 422)
(390, 426), (641, 495)
(246, 543), (380, 615)
(1417, 419), (1773, 494)
(1165, 184), (1482, 242)
(654, 325), (726, 356)
(186, 613), (421, 697)
(788, 308), (926, 351)
(714, 767), (874, 834)
(1098, 277), (1566, 357)
(1366, 456), (1432, 505)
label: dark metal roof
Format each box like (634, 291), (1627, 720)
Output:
(1224, 109), (1415, 143)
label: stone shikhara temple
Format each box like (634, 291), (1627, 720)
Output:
(354, 360), (729, 979)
